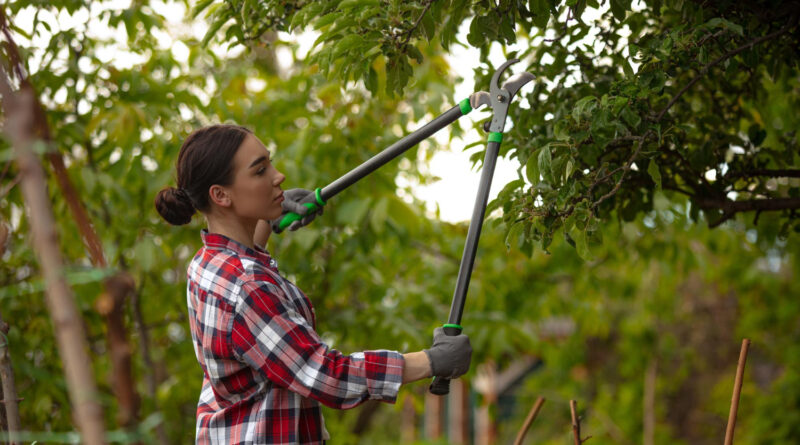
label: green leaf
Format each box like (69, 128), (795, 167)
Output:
(532, 0), (550, 28)
(505, 222), (524, 249)
(573, 227), (593, 260)
(421, 12), (435, 39)
(609, 0), (630, 21)
(647, 159), (662, 190)
(573, 96), (597, 122)
(336, 198), (372, 225)
(526, 151), (541, 185)
(314, 12), (338, 30)
(202, 15), (228, 46)
(538, 146), (553, 183)
(370, 196), (389, 233)
(333, 34), (362, 56)
(621, 106), (641, 128)
(191, 0), (215, 18)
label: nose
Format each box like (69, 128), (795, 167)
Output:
(274, 169), (286, 186)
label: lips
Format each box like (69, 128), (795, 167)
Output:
(275, 191), (284, 202)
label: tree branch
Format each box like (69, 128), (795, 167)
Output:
(592, 135), (647, 211)
(724, 169), (800, 180)
(694, 196), (800, 228)
(656, 21), (796, 122)
(400, 0), (434, 49)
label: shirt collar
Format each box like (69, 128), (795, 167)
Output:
(200, 229), (278, 269)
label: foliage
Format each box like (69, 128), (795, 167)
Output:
(198, 0), (800, 258)
(0, 0), (798, 444)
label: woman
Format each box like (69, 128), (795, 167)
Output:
(154, 124), (472, 444)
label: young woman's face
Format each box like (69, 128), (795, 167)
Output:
(226, 134), (286, 221)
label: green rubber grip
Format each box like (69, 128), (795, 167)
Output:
(277, 188), (325, 231)
(488, 132), (503, 143)
(459, 98), (472, 115)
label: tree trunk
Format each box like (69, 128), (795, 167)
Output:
(424, 390), (443, 440)
(448, 379), (469, 444)
(643, 358), (657, 445)
(96, 274), (139, 428)
(0, 309), (22, 445)
(1, 80), (106, 445)
(401, 393), (416, 443)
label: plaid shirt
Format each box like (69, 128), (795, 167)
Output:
(186, 230), (404, 444)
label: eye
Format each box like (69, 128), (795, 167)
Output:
(256, 167), (266, 175)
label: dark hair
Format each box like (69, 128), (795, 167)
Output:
(155, 124), (252, 225)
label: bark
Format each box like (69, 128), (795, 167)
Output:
(643, 358), (657, 445)
(570, 400), (582, 445)
(424, 390), (443, 440)
(350, 400), (381, 436)
(400, 394), (416, 443)
(0, 307), (22, 445)
(0, 80), (106, 444)
(130, 283), (169, 445)
(96, 273), (139, 428)
(447, 379), (469, 444)
(513, 397), (545, 445)
(1, 7), (139, 432)
(724, 339), (751, 445)
(570, 400), (591, 444)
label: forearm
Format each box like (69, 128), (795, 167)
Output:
(402, 351), (432, 383)
(254, 219), (271, 248)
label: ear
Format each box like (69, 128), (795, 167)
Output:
(209, 185), (232, 208)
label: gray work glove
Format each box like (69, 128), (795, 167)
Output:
(423, 327), (472, 379)
(270, 188), (324, 233)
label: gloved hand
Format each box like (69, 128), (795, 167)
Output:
(423, 327), (472, 379)
(271, 188), (324, 233)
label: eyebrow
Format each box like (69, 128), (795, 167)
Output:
(249, 155), (268, 168)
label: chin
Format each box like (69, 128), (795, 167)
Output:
(267, 211), (283, 221)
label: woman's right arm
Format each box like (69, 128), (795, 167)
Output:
(401, 351), (431, 383)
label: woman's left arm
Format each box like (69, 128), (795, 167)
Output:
(254, 219), (271, 248)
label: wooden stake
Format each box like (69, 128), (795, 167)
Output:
(724, 338), (751, 445)
(513, 397), (545, 445)
(571, 400), (581, 445)
(570, 400), (591, 444)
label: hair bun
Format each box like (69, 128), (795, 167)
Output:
(154, 187), (195, 225)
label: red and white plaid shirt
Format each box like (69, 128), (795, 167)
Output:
(186, 230), (404, 444)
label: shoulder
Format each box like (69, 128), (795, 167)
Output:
(187, 248), (254, 306)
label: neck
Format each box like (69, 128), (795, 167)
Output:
(206, 213), (257, 250)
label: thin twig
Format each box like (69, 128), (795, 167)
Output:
(544, 7), (573, 42)
(513, 397), (545, 445)
(0, 174), (21, 199)
(592, 136), (646, 211)
(724, 339), (751, 445)
(399, 0), (434, 49)
(570, 400), (591, 444)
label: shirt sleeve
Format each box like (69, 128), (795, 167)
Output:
(231, 279), (404, 410)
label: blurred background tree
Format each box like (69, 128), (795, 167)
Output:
(0, 0), (798, 444)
